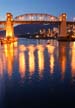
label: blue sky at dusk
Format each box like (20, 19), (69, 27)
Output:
(0, 0), (75, 20)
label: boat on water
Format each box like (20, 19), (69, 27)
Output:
(0, 37), (18, 45)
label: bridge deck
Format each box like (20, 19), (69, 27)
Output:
(14, 20), (61, 24)
(0, 21), (75, 25)
(0, 21), (5, 24)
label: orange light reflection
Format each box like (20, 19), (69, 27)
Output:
(19, 52), (26, 79)
(19, 45), (26, 79)
(0, 58), (3, 77)
(46, 45), (55, 74)
(71, 42), (75, 78)
(59, 43), (66, 80)
(28, 45), (35, 77)
(4, 43), (14, 78)
(37, 45), (44, 78)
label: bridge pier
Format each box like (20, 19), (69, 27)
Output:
(59, 13), (67, 37)
(6, 13), (14, 38)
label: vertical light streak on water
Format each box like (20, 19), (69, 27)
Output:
(4, 43), (14, 78)
(46, 44), (55, 74)
(37, 44), (44, 78)
(0, 58), (3, 77)
(28, 45), (35, 77)
(0, 46), (7, 77)
(0, 47), (3, 77)
(59, 42), (66, 80)
(19, 45), (26, 79)
(71, 42), (75, 79)
(13, 41), (18, 60)
(2, 53), (6, 73)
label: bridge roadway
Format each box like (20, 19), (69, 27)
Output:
(14, 20), (61, 25)
(0, 20), (75, 25)
(0, 21), (5, 25)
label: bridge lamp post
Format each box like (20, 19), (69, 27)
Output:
(6, 13), (14, 38)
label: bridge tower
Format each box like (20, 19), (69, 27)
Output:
(6, 13), (14, 37)
(59, 13), (67, 37)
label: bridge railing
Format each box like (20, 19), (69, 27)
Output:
(14, 14), (59, 22)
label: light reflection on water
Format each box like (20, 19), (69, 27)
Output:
(19, 50), (26, 79)
(71, 42), (75, 79)
(37, 44), (45, 78)
(58, 42), (67, 80)
(28, 45), (35, 77)
(0, 38), (75, 80)
(46, 44), (55, 74)
(0, 38), (75, 107)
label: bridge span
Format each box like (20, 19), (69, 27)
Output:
(0, 12), (75, 38)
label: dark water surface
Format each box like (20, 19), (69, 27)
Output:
(0, 38), (75, 108)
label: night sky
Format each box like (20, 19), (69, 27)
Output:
(0, 0), (75, 20)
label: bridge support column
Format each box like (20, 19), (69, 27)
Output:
(59, 13), (67, 37)
(6, 13), (14, 38)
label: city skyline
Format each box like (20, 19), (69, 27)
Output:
(0, 0), (75, 20)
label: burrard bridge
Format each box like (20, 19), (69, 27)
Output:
(0, 12), (75, 37)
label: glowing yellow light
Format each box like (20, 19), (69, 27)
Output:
(37, 45), (44, 78)
(14, 41), (18, 48)
(4, 44), (8, 57)
(63, 14), (66, 17)
(4, 43), (14, 78)
(14, 43), (18, 59)
(59, 16), (62, 21)
(46, 45), (55, 74)
(19, 52), (26, 79)
(19, 45), (26, 52)
(28, 45), (35, 76)
(60, 56), (66, 79)
(6, 12), (14, 38)
(7, 13), (11, 17)
(59, 43), (66, 80)
(46, 45), (54, 54)
(6, 25), (13, 37)
(51, 17), (54, 21)
(50, 55), (54, 74)
(71, 42), (75, 78)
